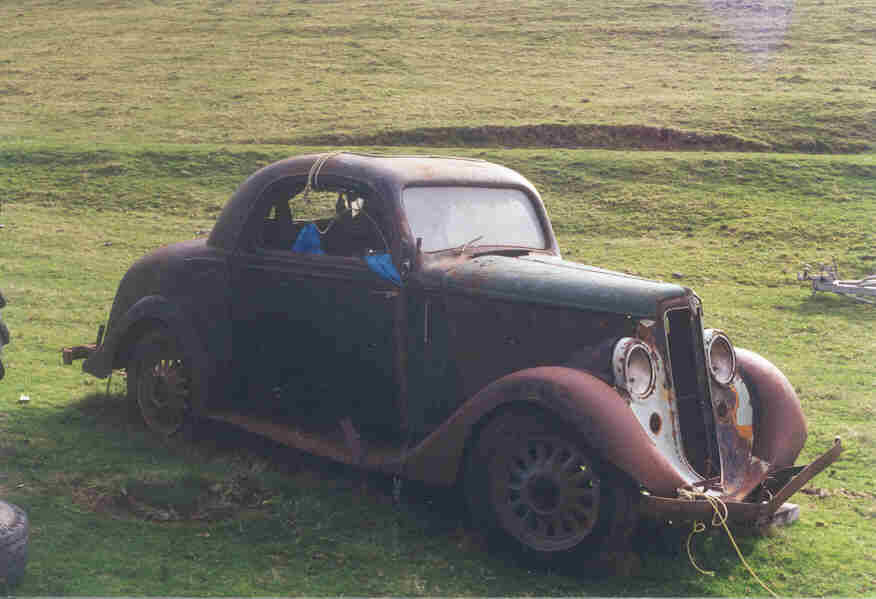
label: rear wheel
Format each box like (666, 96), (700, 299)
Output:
(465, 407), (633, 559)
(127, 329), (192, 436)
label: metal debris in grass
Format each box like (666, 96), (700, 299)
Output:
(798, 260), (876, 304)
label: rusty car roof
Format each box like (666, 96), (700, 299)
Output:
(208, 152), (542, 251)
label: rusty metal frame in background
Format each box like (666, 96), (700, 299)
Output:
(798, 260), (876, 304)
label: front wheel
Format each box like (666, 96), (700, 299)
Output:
(465, 407), (634, 559)
(127, 329), (192, 436)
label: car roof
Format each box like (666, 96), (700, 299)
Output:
(209, 152), (542, 250)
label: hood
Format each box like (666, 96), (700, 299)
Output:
(439, 254), (687, 317)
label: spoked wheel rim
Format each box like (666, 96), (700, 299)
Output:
(491, 436), (601, 552)
(136, 354), (190, 436)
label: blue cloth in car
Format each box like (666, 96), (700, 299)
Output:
(365, 253), (402, 286)
(292, 223), (325, 255)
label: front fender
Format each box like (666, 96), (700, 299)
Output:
(403, 366), (689, 496)
(737, 348), (807, 468)
(83, 295), (211, 414)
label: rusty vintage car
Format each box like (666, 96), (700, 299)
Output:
(68, 152), (841, 558)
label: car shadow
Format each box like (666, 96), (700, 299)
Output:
(61, 392), (751, 586)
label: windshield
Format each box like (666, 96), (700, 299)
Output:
(402, 186), (547, 252)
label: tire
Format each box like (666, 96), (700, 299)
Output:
(464, 406), (634, 561)
(0, 500), (28, 590)
(127, 328), (193, 436)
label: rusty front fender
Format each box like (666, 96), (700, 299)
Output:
(736, 348), (807, 468)
(403, 366), (688, 496)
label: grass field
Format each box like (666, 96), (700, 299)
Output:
(1, 0), (875, 596)
(2, 0), (874, 151)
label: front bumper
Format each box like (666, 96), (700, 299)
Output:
(62, 324), (104, 369)
(639, 438), (843, 526)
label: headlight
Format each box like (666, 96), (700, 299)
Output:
(704, 329), (736, 385)
(612, 338), (656, 400)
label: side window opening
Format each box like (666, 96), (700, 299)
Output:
(318, 192), (390, 257)
(257, 183), (392, 259)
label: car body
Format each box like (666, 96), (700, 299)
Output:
(69, 152), (841, 557)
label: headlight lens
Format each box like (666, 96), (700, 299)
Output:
(612, 338), (656, 400)
(704, 329), (736, 385)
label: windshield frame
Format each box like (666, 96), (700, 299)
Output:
(400, 183), (556, 257)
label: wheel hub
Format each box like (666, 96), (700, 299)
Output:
(525, 474), (561, 514)
(138, 355), (190, 435)
(498, 438), (601, 551)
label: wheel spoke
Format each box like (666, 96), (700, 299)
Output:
(134, 338), (190, 436)
(545, 519), (555, 538)
(528, 511), (547, 535)
(532, 441), (545, 464)
(569, 465), (595, 484)
(569, 502), (594, 521)
(566, 452), (581, 472)
(511, 456), (528, 476)
(511, 499), (529, 520)
(561, 517), (577, 534)
(565, 484), (599, 498)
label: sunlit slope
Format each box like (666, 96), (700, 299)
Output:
(2, 0), (873, 150)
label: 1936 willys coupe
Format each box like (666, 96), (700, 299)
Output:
(69, 152), (841, 558)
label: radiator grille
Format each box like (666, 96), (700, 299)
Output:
(665, 306), (719, 478)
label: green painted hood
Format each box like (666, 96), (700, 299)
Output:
(441, 254), (687, 317)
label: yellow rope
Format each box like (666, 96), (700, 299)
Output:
(680, 489), (779, 598)
(686, 520), (714, 576)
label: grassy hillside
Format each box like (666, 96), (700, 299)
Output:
(1, 0), (874, 151)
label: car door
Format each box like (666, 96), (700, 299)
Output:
(229, 185), (403, 434)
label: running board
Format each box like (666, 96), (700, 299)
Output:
(205, 410), (405, 474)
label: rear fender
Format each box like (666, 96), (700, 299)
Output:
(83, 295), (211, 414)
(403, 366), (690, 496)
(736, 348), (807, 468)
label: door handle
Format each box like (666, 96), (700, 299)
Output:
(369, 290), (399, 299)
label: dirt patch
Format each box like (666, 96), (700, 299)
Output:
(295, 123), (776, 152)
(71, 473), (272, 522)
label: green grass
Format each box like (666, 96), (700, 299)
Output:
(2, 0), (875, 594)
(1, 0), (874, 151)
(1, 145), (874, 596)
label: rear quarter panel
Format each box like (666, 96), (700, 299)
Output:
(84, 240), (233, 410)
